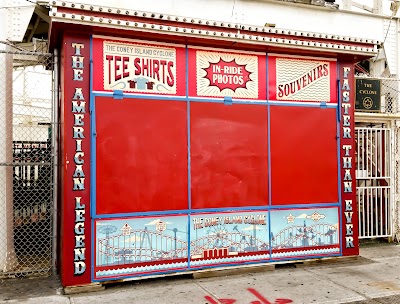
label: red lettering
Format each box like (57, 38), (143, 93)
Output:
(290, 82), (295, 94)
(302, 75), (307, 89)
(284, 84), (290, 96)
(278, 63), (329, 97)
(153, 60), (160, 81)
(105, 55), (113, 84)
(323, 63), (329, 76)
(114, 56), (121, 81)
(122, 56), (129, 78)
(277, 85), (284, 98)
(296, 78), (302, 91)
(134, 58), (141, 75)
(142, 58), (150, 76)
(128, 58), (175, 87)
(317, 65), (323, 78)
(159, 60), (167, 83)
(307, 72), (313, 84)
(167, 61), (174, 87)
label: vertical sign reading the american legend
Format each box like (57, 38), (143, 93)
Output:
(188, 48), (266, 100)
(92, 37), (186, 96)
(268, 55), (337, 102)
(339, 62), (359, 256)
(61, 34), (91, 286)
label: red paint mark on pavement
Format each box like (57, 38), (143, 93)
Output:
(248, 288), (272, 304)
(204, 288), (293, 304)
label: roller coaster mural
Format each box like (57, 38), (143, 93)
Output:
(95, 215), (189, 267)
(95, 208), (339, 268)
(270, 208), (340, 256)
(189, 211), (270, 265)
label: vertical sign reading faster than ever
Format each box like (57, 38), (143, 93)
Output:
(340, 62), (359, 256)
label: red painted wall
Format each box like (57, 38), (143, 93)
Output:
(95, 97), (188, 214)
(270, 106), (338, 205)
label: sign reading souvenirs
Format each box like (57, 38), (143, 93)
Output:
(355, 78), (381, 112)
(196, 50), (259, 98)
(269, 56), (336, 102)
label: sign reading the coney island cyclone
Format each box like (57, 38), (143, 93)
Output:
(276, 58), (331, 102)
(196, 51), (259, 98)
(103, 41), (177, 94)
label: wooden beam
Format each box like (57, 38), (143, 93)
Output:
(34, 4), (50, 23)
(26, 15), (40, 42)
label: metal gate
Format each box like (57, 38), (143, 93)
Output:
(0, 47), (56, 278)
(356, 126), (393, 239)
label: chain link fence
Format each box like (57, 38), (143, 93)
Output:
(0, 47), (55, 278)
(355, 73), (400, 242)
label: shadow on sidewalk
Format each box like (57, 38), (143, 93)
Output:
(0, 274), (62, 302)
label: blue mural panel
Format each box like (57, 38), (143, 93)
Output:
(270, 207), (340, 259)
(94, 215), (189, 280)
(189, 211), (270, 268)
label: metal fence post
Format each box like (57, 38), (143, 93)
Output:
(52, 48), (59, 273)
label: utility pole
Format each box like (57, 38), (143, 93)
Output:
(0, 0), (17, 272)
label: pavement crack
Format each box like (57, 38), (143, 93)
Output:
(193, 280), (220, 303)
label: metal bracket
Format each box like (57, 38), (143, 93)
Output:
(113, 90), (123, 100)
(224, 96), (233, 105)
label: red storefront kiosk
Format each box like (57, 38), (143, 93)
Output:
(48, 1), (379, 287)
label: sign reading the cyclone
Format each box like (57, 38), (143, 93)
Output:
(103, 41), (177, 94)
(196, 51), (259, 98)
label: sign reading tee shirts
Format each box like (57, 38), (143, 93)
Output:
(92, 37), (186, 96)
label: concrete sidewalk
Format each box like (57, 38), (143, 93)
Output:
(1, 242), (400, 304)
